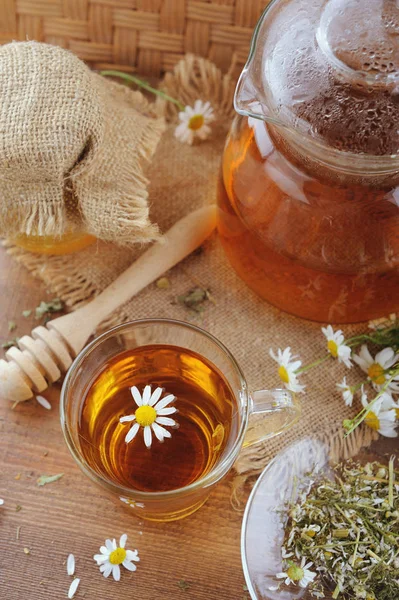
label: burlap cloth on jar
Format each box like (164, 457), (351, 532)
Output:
(4, 54), (377, 491)
(0, 41), (165, 244)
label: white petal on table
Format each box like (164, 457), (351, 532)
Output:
(36, 395), (52, 410)
(125, 549), (140, 562)
(67, 553), (75, 576)
(93, 554), (108, 564)
(112, 564), (121, 581)
(105, 539), (113, 551)
(67, 578), (80, 599)
(102, 564), (112, 578)
(123, 559), (137, 571)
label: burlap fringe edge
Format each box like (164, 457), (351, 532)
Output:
(81, 113), (166, 246)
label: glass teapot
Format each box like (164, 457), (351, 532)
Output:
(217, 0), (399, 323)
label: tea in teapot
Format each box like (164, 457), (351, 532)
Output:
(218, 0), (399, 323)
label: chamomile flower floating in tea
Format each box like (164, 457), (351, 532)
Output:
(354, 345), (399, 391)
(78, 344), (235, 495)
(269, 347), (305, 393)
(119, 385), (178, 448)
(321, 325), (352, 368)
(175, 100), (215, 145)
(276, 558), (316, 589)
(93, 534), (139, 581)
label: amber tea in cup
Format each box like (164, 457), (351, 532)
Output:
(78, 344), (235, 493)
(61, 319), (300, 521)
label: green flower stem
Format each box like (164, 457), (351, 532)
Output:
(388, 456), (394, 509)
(332, 582), (340, 599)
(351, 380), (368, 393)
(100, 70), (185, 111)
(346, 321), (399, 351)
(351, 529), (361, 567)
(297, 354), (330, 374)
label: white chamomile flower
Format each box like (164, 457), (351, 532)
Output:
(120, 385), (178, 448)
(322, 325), (352, 368)
(353, 345), (399, 391)
(175, 100), (215, 145)
(361, 389), (398, 438)
(336, 376), (354, 407)
(276, 557), (317, 589)
(120, 497), (145, 509)
(93, 534), (139, 581)
(269, 347), (305, 393)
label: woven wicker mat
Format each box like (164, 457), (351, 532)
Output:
(5, 55), (378, 484)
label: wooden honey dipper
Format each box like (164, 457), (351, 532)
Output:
(0, 206), (217, 403)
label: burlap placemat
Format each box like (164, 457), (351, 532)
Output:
(5, 55), (378, 487)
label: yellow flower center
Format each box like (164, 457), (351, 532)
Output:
(188, 114), (204, 131)
(327, 340), (338, 358)
(135, 405), (157, 427)
(278, 365), (290, 384)
(286, 565), (304, 581)
(109, 547), (127, 565)
(367, 362), (386, 385)
(396, 408), (399, 419)
(365, 411), (380, 431)
(304, 529), (316, 538)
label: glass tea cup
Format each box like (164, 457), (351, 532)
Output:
(60, 319), (301, 522)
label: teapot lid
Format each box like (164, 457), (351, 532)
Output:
(236, 0), (399, 156)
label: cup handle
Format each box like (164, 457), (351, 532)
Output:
(242, 389), (301, 448)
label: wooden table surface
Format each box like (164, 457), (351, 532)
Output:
(0, 248), (396, 600)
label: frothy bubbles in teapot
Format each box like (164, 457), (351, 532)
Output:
(261, 0), (399, 155)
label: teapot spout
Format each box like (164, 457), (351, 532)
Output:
(234, 67), (283, 127)
(234, 68), (264, 119)
(233, 1), (291, 129)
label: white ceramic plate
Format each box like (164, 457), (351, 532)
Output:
(241, 438), (333, 600)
